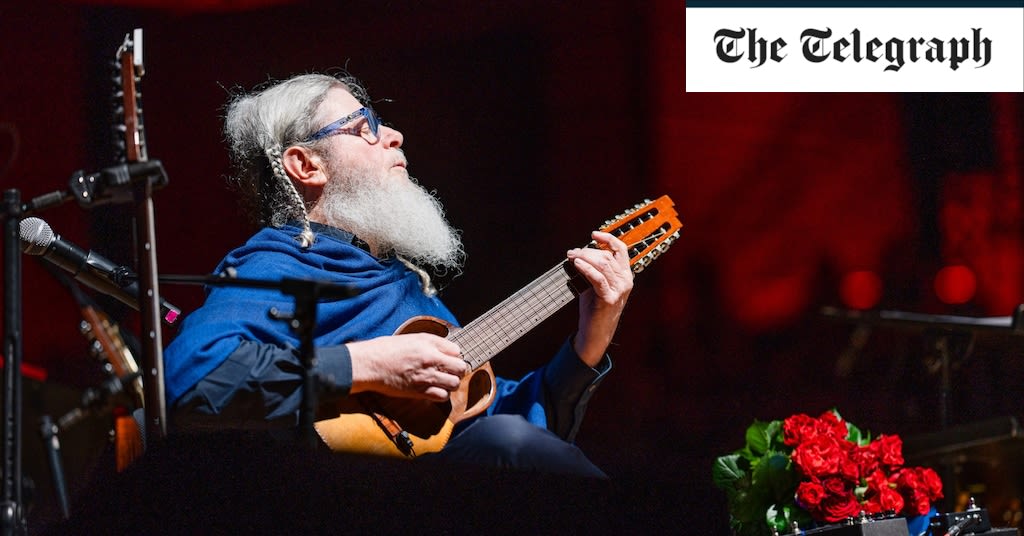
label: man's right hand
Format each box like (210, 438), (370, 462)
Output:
(346, 333), (468, 401)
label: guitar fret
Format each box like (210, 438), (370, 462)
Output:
(455, 263), (574, 369)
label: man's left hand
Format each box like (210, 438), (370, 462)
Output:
(567, 231), (634, 367)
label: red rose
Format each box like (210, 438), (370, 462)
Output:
(907, 490), (932, 516)
(837, 451), (860, 482)
(851, 444), (880, 476)
(918, 468), (944, 499)
(892, 467), (943, 516)
(796, 480), (827, 509)
(871, 434), (904, 467)
(821, 476), (849, 496)
(783, 414), (818, 446)
(798, 476), (861, 523)
(863, 469), (904, 515)
(791, 436), (843, 478)
(816, 411), (850, 440)
(891, 467), (919, 489)
(867, 485), (905, 514)
(864, 468), (889, 489)
(820, 490), (862, 522)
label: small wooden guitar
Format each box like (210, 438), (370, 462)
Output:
(314, 196), (682, 457)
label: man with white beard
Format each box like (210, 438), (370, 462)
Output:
(163, 73), (633, 476)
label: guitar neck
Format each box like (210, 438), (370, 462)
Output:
(447, 195), (683, 372)
(452, 261), (583, 371)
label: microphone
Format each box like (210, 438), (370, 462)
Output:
(19, 217), (180, 325)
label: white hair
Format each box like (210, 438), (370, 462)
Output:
(223, 73), (370, 247)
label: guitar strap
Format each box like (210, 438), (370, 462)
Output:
(359, 396), (417, 458)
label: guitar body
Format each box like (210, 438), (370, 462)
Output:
(314, 316), (496, 457)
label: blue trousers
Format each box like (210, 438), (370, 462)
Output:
(422, 414), (607, 478)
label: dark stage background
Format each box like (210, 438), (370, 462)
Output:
(2, 0), (1023, 532)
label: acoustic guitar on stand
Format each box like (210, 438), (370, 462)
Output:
(315, 195), (683, 457)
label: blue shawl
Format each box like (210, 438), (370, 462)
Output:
(163, 224), (548, 427)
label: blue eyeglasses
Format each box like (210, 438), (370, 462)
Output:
(305, 107), (382, 144)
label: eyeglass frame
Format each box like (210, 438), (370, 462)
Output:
(304, 107), (382, 144)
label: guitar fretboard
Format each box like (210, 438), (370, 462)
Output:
(451, 262), (582, 370)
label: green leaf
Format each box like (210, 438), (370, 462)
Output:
(847, 424), (863, 444)
(754, 451), (798, 504)
(847, 422), (873, 446)
(737, 445), (757, 462)
(770, 503), (814, 532)
(764, 419), (784, 450)
(854, 484), (868, 500)
(745, 420), (772, 456)
(767, 504), (787, 531)
(712, 454), (747, 490)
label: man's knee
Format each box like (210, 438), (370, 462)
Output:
(463, 414), (549, 456)
(441, 414), (606, 478)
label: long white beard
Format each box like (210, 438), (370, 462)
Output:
(314, 162), (465, 272)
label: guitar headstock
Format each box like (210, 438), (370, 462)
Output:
(599, 195), (683, 274)
(113, 28), (147, 163)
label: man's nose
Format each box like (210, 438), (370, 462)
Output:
(380, 125), (403, 148)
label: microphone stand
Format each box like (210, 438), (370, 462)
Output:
(160, 274), (358, 447)
(38, 416), (68, 521)
(2, 189), (26, 535)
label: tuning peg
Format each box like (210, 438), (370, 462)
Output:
(89, 339), (105, 359)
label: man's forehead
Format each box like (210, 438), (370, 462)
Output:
(318, 87), (361, 118)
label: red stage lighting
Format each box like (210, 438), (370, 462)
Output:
(839, 270), (882, 310)
(934, 264), (977, 304)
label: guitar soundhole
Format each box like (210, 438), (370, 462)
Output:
(465, 370), (493, 412)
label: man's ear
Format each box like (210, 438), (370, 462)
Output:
(282, 146), (328, 188)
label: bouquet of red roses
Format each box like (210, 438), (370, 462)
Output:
(713, 410), (943, 536)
